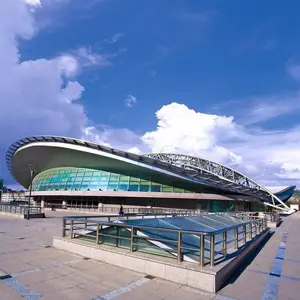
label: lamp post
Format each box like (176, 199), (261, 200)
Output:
(26, 165), (34, 220)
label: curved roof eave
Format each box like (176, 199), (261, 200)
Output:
(6, 135), (273, 202)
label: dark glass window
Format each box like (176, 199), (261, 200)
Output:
(129, 184), (139, 191)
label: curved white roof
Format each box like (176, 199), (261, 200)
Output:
(6, 135), (283, 203)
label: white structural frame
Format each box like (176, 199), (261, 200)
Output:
(145, 153), (291, 212)
(6, 136), (292, 212)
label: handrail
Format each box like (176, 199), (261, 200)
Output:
(62, 215), (258, 236)
(61, 213), (268, 267)
(0, 204), (42, 215)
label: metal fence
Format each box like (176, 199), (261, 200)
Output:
(61, 213), (268, 267)
(0, 204), (42, 215)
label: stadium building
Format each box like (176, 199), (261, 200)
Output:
(6, 136), (296, 213)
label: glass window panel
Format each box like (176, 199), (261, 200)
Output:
(162, 186), (173, 192)
(110, 174), (119, 180)
(88, 185), (99, 191)
(59, 183), (67, 190)
(140, 179), (149, 183)
(129, 184), (139, 191)
(76, 172), (85, 176)
(118, 184), (128, 191)
(120, 175), (129, 180)
(100, 174), (109, 181)
(151, 182), (160, 186)
(84, 171), (93, 176)
(93, 171), (101, 176)
(90, 178), (100, 183)
(139, 185), (149, 192)
(72, 184), (80, 190)
(107, 184), (118, 191)
(150, 186), (161, 192)
(82, 177), (92, 181)
(173, 188), (184, 193)
(98, 183), (108, 190)
(130, 177), (140, 183)
(80, 184), (89, 190)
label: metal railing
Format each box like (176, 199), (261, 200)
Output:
(61, 213), (268, 267)
(0, 204), (42, 215)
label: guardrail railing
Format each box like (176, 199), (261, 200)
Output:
(61, 213), (268, 267)
(0, 204), (42, 215)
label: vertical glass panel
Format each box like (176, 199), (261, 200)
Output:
(128, 184), (139, 191)
(130, 177), (140, 183)
(109, 174), (119, 181)
(150, 185), (161, 192)
(120, 175), (129, 182)
(162, 186), (173, 192)
(107, 184), (118, 191)
(118, 184), (129, 191)
(139, 185), (150, 192)
(88, 185), (99, 191)
(98, 183), (108, 190)
(80, 184), (89, 191)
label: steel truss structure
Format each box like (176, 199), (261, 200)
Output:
(145, 153), (291, 212)
(6, 136), (292, 212)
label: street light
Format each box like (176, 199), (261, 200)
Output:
(26, 164), (35, 220)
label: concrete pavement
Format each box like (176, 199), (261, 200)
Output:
(0, 210), (299, 299)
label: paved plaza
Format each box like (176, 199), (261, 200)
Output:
(0, 211), (299, 300)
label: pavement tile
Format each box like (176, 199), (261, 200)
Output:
(277, 277), (300, 300)
(0, 281), (23, 300)
(218, 271), (268, 300)
(281, 260), (300, 279)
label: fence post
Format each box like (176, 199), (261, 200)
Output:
(210, 235), (215, 267)
(70, 220), (74, 239)
(234, 227), (238, 249)
(177, 232), (182, 263)
(96, 223), (100, 245)
(243, 225), (247, 244)
(130, 227), (135, 252)
(62, 218), (66, 237)
(84, 218), (87, 231)
(116, 226), (120, 247)
(223, 231), (227, 257)
(200, 235), (205, 267)
(255, 221), (258, 236)
(249, 222), (253, 240)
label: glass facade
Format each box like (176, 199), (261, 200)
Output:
(32, 167), (193, 193)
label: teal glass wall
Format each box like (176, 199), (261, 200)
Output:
(32, 167), (193, 193)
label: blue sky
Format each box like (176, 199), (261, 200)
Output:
(1, 0), (300, 187)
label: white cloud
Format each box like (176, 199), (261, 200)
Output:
(105, 33), (124, 44)
(142, 103), (242, 165)
(125, 94), (137, 107)
(25, 0), (41, 6)
(0, 0), (105, 182)
(72, 47), (112, 68)
(138, 102), (300, 186)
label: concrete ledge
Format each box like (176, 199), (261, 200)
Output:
(267, 219), (282, 229)
(53, 228), (270, 293)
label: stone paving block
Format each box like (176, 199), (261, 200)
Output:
(0, 281), (23, 300)
(164, 285), (215, 300)
(218, 270), (268, 300)
(277, 277), (300, 300)
(0, 260), (33, 274)
(16, 269), (61, 285)
(281, 260), (300, 278)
